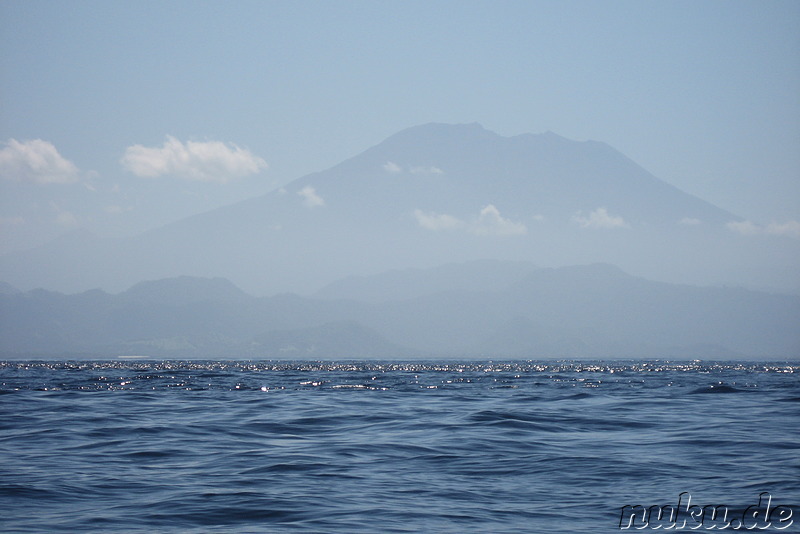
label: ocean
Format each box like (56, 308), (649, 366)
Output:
(1, 360), (797, 533)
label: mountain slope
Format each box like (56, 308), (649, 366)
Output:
(314, 259), (540, 302)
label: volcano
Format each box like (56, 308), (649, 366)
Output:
(2, 123), (796, 295)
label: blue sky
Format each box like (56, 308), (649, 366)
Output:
(1, 0), (798, 253)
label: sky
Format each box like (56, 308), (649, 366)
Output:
(1, 0), (798, 254)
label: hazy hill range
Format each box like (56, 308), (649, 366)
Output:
(1, 123), (797, 296)
(1, 262), (797, 359)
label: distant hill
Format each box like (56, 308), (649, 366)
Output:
(3, 123), (796, 296)
(341, 263), (799, 358)
(314, 259), (540, 302)
(0, 281), (20, 295)
(1, 263), (797, 359)
(121, 276), (250, 306)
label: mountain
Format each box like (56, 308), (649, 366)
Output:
(314, 259), (540, 302)
(341, 263), (799, 358)
(1, 123), (797, 295)
(1, 263), (797, 359)
(0, 281), (20, 295)
(121, 276), (250, 306)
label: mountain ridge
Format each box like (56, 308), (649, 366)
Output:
(1, 261), (797, 359)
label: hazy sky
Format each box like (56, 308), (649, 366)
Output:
(1, 0), (798, 253)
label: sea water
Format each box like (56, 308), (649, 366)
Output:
(1, 360), (797, 533)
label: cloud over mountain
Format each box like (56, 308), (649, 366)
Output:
(473, 205), (527, 236)
(121, 136), (267, 183)
(383, 161), (402, 174)
(298, 186), (325, 208)
(383, 161), (444, 175)
(410, 166), (444, 175)
(728, 219), (800, 238)
(414, 204), (526, 236)
(573, 207), (628, 229)
(0, 139), (80, 184)
(414, 209), (465, 231)
(767, 221), (800, 238)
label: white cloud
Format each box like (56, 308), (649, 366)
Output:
(121, 136), (267, 183)
(410, 166), (444, 175)
(0, 139), (80, 184)
(383, 161), (402, 173)
(727, 220), (760, 236)
(104, 205), (132, 215)
(728, 219), (800, 238)
(472, 204), (527, 236)
(574, 207), (628, 229)
(298, 185), (325, 208)
(382, 162), (444, 175)
(414, 205), (526, 236)
(414, 209), (465, 231)
(765, 220), (800, 238)
(679, 217), (702, 225)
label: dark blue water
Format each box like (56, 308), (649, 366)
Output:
(1, 360), (798, 533)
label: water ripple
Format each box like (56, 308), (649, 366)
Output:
(0, 359), (797, 533)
